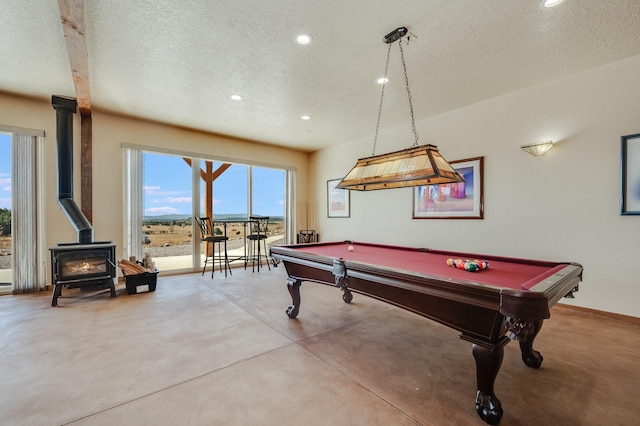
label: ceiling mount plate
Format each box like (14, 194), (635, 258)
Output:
(384, 27), (408, 44)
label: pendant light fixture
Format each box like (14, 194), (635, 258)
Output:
(337, 27), (464, 191)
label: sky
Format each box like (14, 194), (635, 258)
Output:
(0, 133), (10, 210)
(143, 152), (284, 217)
(0, 138), (284, 216)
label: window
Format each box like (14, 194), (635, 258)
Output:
(0, 132), (11, 291)
(123, 146), (291, 273)
(141, 152), (195, 272)
(251, 166), (285, 247)
(0, 126), (46, 293)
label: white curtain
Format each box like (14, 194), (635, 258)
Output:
(10, 130), (45, 293)
(123, 147), (143, 261)
(285, 169), (296, 244)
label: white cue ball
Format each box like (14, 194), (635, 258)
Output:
(347, 245), (354, 251)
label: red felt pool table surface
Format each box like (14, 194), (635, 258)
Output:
(293, 241), (566, 291)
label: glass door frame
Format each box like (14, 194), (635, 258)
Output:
(123, 144), (293, 274)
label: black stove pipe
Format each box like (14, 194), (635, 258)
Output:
(52, 95), (93, 244)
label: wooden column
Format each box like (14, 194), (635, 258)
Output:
(182, 158), (232, 219)
(80, 114), (92, 223)
(205, 161), (213, 221)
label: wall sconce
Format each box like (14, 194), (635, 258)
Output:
(521, 141), (554, 156)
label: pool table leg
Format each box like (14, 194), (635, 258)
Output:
(332, 258), (353, 303)
(472, 341), (506, 425)
(334, 274), (353, 303)
(519, 319), (544, 368)
(286, 277), (302, 318)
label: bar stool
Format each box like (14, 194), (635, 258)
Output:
(246, 215), (270, 272)
(195, 217), (231, 277)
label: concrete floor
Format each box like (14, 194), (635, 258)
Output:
(0, 265), (638, 425)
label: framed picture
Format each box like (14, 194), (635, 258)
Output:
(327, 179), (350, 218)
(413, 156), (484, 219)
(621, 133), (640, 215)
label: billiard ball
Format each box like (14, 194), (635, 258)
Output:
(347, 245), (354, 251)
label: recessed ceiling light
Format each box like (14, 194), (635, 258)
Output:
(540, 0), (567, 8)
(301, 115), (311, 120)
(230, 94), (242, 101)
(377, 77), (390, 85)
(295, 34), (313, 45)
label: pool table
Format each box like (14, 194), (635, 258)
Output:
(269, 241), (582, 425)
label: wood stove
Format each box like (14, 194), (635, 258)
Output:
(49, 95), (118, 306)
(49, 242), (117, 306)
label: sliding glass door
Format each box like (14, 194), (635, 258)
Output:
(0, 132), (11, 292)
(251, 166), (285, 248)
(141, 152), (195, 272)
(0, 126), (45, 294)
(201, 162), (248, 265)
(124, 147), (290, 274)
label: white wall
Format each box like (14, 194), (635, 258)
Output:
(311, 54), (640, 318)
(0, 93), (310, 277)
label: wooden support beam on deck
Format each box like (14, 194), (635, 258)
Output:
(182, 159), (232, 256)
(182, 158), (232, 218)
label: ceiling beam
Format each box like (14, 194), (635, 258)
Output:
(58, 0), (93, 222)
(58, 0), (92, 116)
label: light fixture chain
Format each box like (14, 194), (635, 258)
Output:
(399, 40), (419, 147)
(372, 43), (392, 156)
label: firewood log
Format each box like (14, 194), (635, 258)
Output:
(118, 259), (147, 275)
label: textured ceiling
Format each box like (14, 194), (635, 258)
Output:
(1, 0), (640, 152)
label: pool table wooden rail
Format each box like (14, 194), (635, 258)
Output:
(270, 243), (581, 345)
